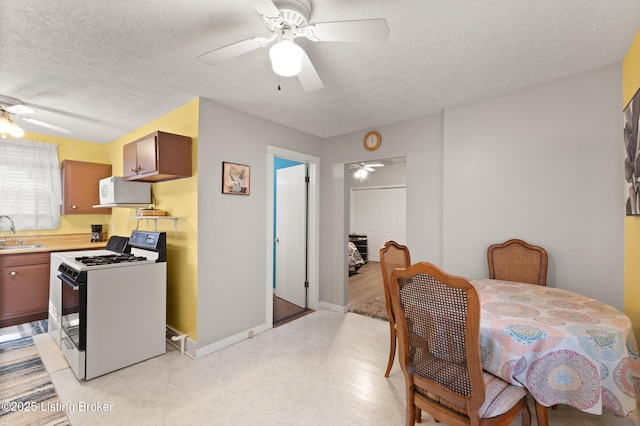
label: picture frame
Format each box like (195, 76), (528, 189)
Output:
(222, 161), (250, 195)
(624, 87), (640, 215)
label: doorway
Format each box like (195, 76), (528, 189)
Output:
(347, 157), (406, 318)
(266, 146), (319, 327)
(275, 161), (307, 308)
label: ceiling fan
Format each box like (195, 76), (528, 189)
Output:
(349, 162), (384, 181)
(0, 95), (72, 138)
(348, 162), (385, 172)
(197, 0), (390, 92)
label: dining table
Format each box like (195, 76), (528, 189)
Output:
(470, 279), (640, 426)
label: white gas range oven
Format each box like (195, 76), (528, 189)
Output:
(52, 230), (167, 380)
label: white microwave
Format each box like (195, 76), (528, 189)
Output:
(99, 176), (151, 205)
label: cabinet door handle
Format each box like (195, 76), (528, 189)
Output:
(9, 271), (17, 276)
(71, 205), (77, 209)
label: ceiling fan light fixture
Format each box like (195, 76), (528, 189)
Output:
(0, 112), (24, 138)
(354, 168), (368, 181)
(10, 123), (24, 137)
(269, 38), (304, 77)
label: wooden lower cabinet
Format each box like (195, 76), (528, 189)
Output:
(0, 253), (50, 328)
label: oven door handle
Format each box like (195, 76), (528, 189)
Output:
(58, 273), (80, 290)
(62, 336), (74, 350)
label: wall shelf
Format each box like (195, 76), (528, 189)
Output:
(93, 204), (151, 208)
(128, 216), (183, 232)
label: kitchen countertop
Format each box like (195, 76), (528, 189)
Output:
(0, 233), (108, 255)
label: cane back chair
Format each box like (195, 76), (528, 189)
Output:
(487, 239), (548, 286)
(389, 262), (531, 426)
(379, 241), (411, 377)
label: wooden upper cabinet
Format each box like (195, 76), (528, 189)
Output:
(123, 131), (192, 182)
(61, 160), (112, 214)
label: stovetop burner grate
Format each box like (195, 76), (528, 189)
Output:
(75, 254), (148, 266)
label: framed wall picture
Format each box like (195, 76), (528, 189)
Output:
(625, 87), (640, 215)
(222, 162), (250, 195)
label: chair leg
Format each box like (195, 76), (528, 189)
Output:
(521, 399), (531, 426)
(534, 401), (549, 426)
(415, 408), (421, 423)
(406, 399), (416, 426)
(384, 323), (396, 377)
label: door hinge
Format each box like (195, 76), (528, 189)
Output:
(304, 281), (309, 288)
(304, 176), (310, 183)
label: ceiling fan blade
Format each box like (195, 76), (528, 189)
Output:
(366, 163), (384, 168)
(198, 37), (269, 65)
(5, 104), (35, 115)
(297, 52), (324, 92)
(304, 19), (390, 43)
(364, 166), (375, 172)
(19, 117), (72, 134)
(245, 0), (281, 18)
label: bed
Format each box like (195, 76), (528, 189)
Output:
(348, 241), (365, 272)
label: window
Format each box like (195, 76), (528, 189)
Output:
(0, 139), (61, 231)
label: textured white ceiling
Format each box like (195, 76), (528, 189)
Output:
(1, 1), (639, 143)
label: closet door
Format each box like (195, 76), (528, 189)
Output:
(380, 187), (407, 248)
(350, 187), (406, 262)
(361, 189), (381, 260)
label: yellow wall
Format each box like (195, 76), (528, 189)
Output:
(13, 132), (111, 236)
(623, 29), (640, 344)
(106, 98), (199, 339)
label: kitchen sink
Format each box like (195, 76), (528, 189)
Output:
(0, 244), (46, 250)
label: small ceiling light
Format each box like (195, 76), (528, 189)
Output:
(354, 168), (368, 181)
(269, 30), (304, 77)
(0, 111), (24, 138)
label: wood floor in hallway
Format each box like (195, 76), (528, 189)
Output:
(348, 261), (384, 308)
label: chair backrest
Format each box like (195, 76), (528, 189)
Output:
(379, 241), (411, 324)
(389, 262), (485, 418)
(487, 238), (548, 286)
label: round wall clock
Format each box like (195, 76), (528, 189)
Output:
(363, 131), (381, 151)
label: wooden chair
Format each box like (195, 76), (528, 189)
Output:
(379, 241), (411, 377)
(389, 262), (531, 426)
(487, 239), (548, 286)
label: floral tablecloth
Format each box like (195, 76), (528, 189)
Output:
(471, 279), (640, 420)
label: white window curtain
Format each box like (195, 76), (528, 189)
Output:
(0, 139), (62, 231)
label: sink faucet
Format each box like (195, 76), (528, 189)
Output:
(0, 216), (16, 234)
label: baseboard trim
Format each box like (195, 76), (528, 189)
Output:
(193, 322), (272, 359)
(319, 301), (350, 313)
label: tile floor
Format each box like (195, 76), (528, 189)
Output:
(32, 309), (637, 425)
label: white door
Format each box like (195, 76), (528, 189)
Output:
(350, 187), (406, 262)
(275, 164), (307, 308)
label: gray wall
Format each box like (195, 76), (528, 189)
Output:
(320, 64), (624, 310)
(195, 62), (625, 350)
(196, 98), (321, 349)
(443, 64), (624, 308)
